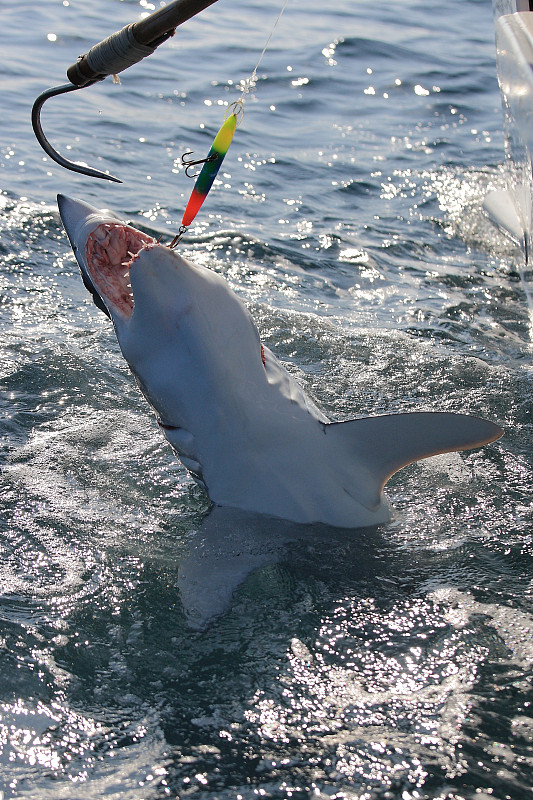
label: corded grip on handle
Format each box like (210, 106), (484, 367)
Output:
(66, 24), (161, 87)
(66, 0), (219, 86)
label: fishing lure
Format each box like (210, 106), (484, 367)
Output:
(183, 107), (239, 226)
(170, 101), (242, 247)
(170, 0), (289, 247)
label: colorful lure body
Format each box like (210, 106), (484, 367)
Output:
(170, 1), (288, 248)
(182, 113), (237, 228)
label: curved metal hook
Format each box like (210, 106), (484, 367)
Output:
(31, 82), (122, 183)
(181, 151), (218, 178)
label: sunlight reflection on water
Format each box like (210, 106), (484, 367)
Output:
(1, 0), (533, 797)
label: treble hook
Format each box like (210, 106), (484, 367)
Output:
(31, 81), (122, 183)
(181, 151), (218, 178)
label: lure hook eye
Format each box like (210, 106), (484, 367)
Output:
(225, 100), (244, 125)
(180, 151), (218, 179)
(31, 82), (122, 183)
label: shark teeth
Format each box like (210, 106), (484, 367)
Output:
(85, 222), (153, 318)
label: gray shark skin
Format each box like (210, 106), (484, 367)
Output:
(57, 194), (503, 528)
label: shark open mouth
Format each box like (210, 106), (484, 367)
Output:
(85, 223), (155, 317)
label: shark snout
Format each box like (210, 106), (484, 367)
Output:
(57, 194), (120, 253)
(58, 194), (96, 242)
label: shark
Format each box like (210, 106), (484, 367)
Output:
(57, 194), (503, 529)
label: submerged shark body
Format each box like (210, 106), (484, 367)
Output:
(58, 195), (503, 528)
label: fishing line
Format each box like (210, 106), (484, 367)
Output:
(169, 0), (290, 247)
(237, 0), (290, 104)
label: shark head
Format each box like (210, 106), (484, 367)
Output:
(58, 195), (504, 529)
(57, 193), (267, 382)
(57, 194), (262, 337)
(57, 194), (155, 322)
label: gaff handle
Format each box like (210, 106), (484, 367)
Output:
(66, 0), (219, 87)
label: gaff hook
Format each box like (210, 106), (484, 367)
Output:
(31, 0), (219, 182)
(32, 81), (121, 183)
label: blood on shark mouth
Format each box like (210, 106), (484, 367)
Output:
(86, 223), (154, 316)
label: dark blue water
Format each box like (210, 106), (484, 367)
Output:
(1, 0), (533, 797)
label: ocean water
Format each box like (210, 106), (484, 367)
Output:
(1, 0), (533, 797)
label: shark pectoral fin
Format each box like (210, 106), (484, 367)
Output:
(325, 412), (504, 511)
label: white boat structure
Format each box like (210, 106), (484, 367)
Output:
(485, 1), (533, 261)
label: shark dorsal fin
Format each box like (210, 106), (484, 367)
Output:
(325, 412), (503, 511)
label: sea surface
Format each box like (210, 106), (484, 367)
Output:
(1, 0), (533, 798)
